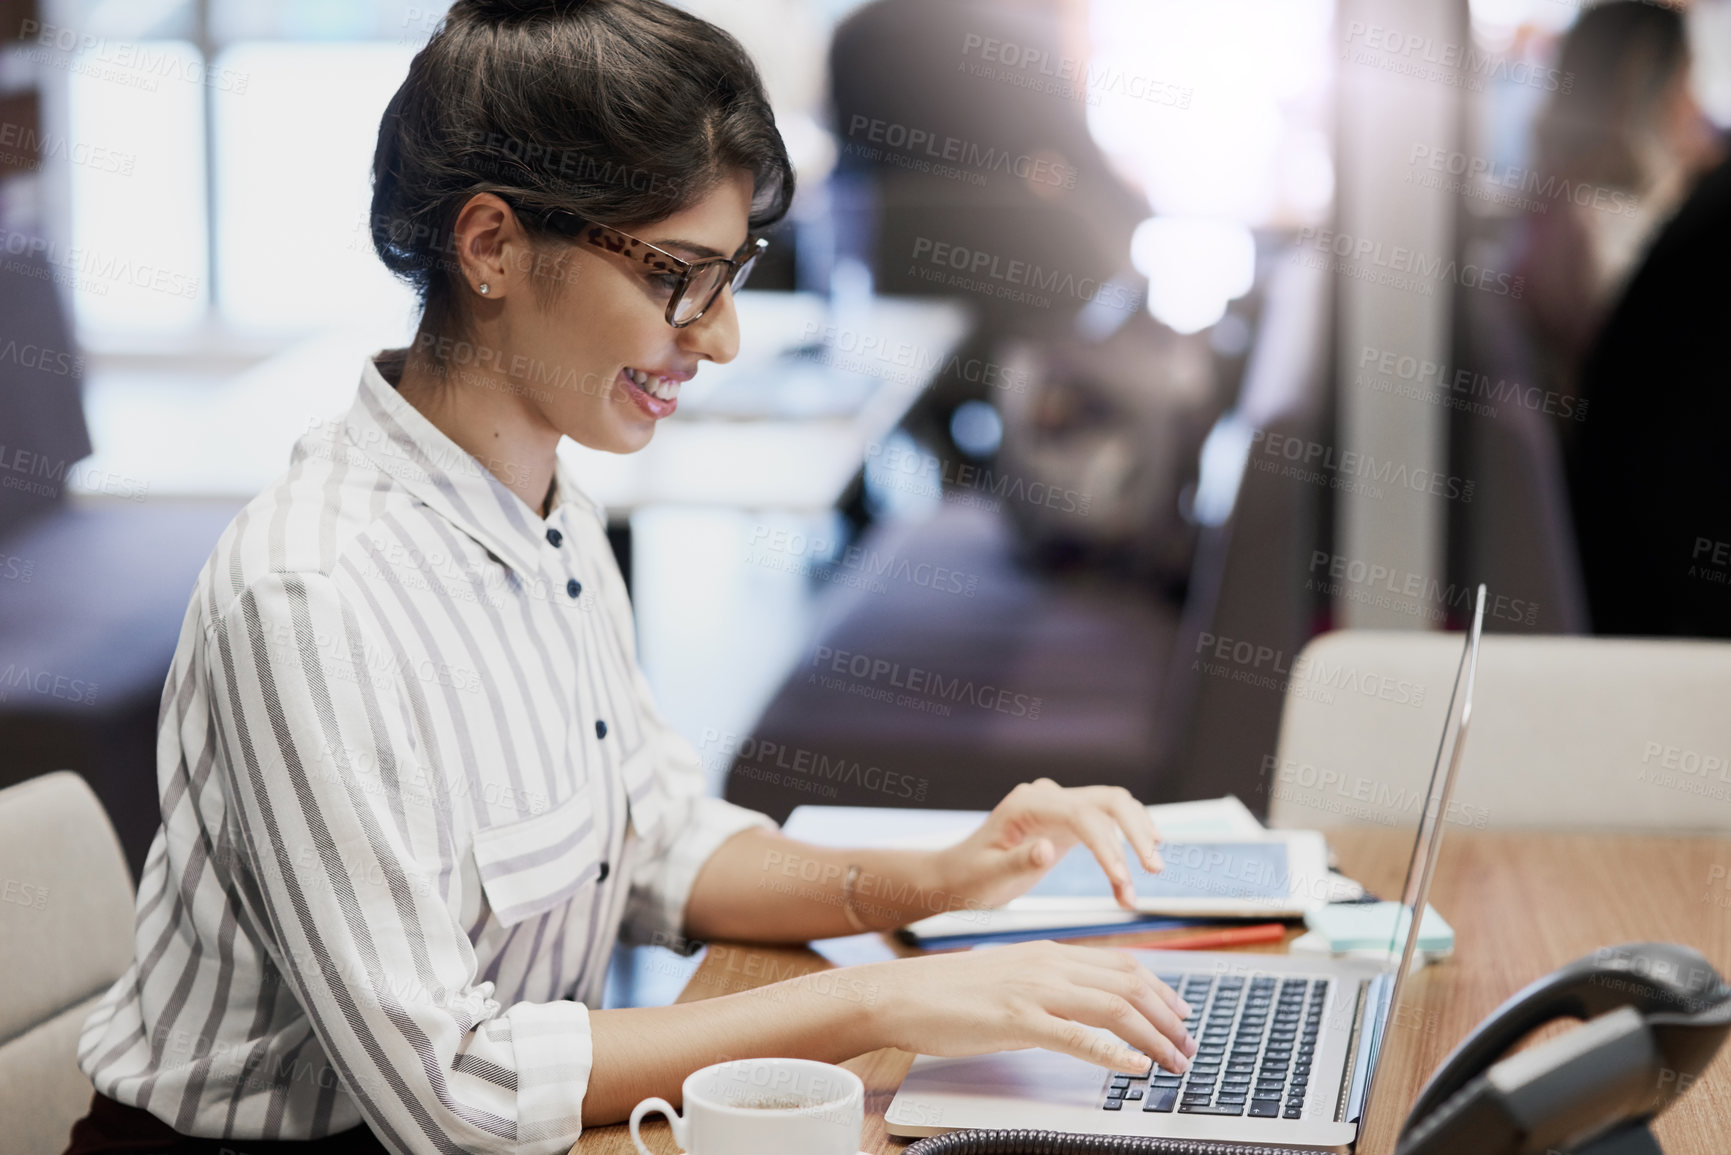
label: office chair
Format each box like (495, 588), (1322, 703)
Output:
(1267, 631), (1731, 832)
(0, 772), (137, 1155)
(1154, 254), (1334, 814)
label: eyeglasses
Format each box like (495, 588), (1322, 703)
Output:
(535, 207), (767, 328)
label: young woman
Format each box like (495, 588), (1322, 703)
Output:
(67, 2), (1195, 1151)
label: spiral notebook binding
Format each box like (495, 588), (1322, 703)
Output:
(902, 1127), (1312, 1155)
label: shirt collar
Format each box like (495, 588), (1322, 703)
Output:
(343, 354), (585, 579)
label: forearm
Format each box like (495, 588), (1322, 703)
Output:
(683, 827), (978, 943)
(581, 969), (881, 1125)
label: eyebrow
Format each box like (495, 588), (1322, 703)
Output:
(651, 236), (751, 261)
(651, 237), (725, 259)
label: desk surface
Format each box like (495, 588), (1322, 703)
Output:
(75, 293), (971, 516)
(574, 829), (1731, 1154)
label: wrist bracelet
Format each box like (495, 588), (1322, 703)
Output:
(841, 862), (870, 932)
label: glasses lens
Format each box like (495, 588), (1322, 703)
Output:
(731, 252), (761, 293)
(672, 262), (729, 326)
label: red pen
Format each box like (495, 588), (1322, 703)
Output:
(1123, 922), (1290, 950)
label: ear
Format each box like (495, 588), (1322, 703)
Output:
(451, 192), (523, 301)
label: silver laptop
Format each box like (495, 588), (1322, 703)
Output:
(885, 586), (1487, 1152)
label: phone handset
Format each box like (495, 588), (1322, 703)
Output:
(1397, 942), (1731, 1155)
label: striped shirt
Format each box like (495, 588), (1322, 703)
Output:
(76, 353), (778, 1154)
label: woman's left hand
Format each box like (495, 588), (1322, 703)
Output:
(934, 778), (1164, 912)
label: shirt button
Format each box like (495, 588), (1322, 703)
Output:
(547, 528), (563, 548)
(596, 861), (610, 883)
(595, 719), (608, 739)
(567, 578), (582, 599)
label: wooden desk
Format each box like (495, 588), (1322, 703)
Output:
(575, 829), (1731, 1154)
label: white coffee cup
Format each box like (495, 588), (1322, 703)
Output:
(628, 1057), (869, 1155)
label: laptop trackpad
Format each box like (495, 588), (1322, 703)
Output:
(906, 1047), (1104, 1108)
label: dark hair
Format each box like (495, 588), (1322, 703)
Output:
(371, 0), (794, 341)
(1534, 1), (1689, 191)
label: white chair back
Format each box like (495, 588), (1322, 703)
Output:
(1267, 632), (1731, 834)
(0, 772), (137, 1155)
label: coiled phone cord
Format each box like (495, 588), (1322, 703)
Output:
(902, 1129), (1304, 1154)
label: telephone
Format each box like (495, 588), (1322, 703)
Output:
(1396, 942), (1731, 1155)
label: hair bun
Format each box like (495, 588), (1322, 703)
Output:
(457, 0), (597, 22)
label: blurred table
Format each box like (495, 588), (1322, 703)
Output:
(74, 292), (972, 519)
(573, 829), (1731, 1154)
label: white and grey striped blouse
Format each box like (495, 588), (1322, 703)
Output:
(76, 354), (777, 1154)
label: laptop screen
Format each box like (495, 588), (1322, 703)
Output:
(1353, 584), (1486, 1122)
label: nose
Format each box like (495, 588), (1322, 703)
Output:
(680, 285), (741, 365)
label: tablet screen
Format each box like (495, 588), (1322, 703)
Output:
(1026, 841), (1292, 902)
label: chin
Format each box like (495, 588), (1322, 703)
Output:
(605, 418), (658, 455)
(560, 413), (655, 456)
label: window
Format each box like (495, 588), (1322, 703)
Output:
(65, 39), (209, 335)
(44, 0), (431, 351)
(212, 41), (419, 332)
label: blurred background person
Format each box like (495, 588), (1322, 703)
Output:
(1569, 150), (1731, 638)
(1489, 0), (1731, 638)
(826, 0), (1221, 580)
(1513, 0), (1723, 440)
(1449, 0), (1724, 635)
(828, 0), (1146, 331)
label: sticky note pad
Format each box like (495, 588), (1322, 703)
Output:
(1304, 901), (1454, 954)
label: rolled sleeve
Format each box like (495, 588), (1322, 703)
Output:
(615, 700), (776, 955)
(484, 1001), (592, 1148)
(622, 793), (778, 956)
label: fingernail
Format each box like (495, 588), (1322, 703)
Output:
(1148, 851), (1164, 871)
(1184, 1032), (1199, 1057)
(1174, 1052), (1191, 1073)
(1176, 998), (1193, 1018)
(1137, 1054), (1154, 1073)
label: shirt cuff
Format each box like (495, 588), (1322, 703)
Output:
(624, 796), (778, 956)
(498, 998), (593, 1153)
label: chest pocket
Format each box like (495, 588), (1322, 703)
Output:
(470, 788), (604, 927)
(618, 742), (672, 847)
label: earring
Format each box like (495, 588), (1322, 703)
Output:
(479, 283), (491, 296)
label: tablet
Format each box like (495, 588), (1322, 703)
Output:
(901, 830), (1333, 940)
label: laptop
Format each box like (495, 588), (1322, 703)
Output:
(884, 586), (1488, 1152)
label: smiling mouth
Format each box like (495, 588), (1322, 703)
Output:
(618, 367), (681, 419)
(625, 367), (681, 402)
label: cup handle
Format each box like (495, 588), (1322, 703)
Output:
(629, 1096), (688, 1154)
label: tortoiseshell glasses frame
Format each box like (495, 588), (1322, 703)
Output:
(529, 204), (768, 328)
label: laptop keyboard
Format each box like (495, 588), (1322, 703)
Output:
(1101, 973), (1327, 1120)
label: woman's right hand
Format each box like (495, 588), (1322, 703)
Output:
(849, 940), (1200, 1075)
